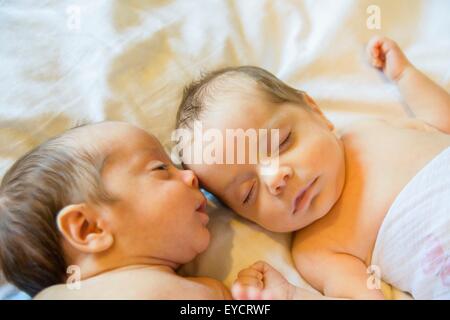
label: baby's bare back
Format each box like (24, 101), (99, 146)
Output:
(34, 266), (227, 299)
(292, 118), (450, 290)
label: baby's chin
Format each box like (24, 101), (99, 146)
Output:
(295, 180), (342, 228)
(173, 228), (211, 265)
(194, 227), (211, 255)
(265, 201), (333, 232)
(260, 217), (303, 233)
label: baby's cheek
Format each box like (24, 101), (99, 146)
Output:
(307, 134), (335, 164)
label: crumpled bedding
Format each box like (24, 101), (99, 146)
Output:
(1, 0), (450, 300)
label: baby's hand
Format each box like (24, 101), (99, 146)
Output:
(366, 36), (412, 82)
(231, 261), (294, 300)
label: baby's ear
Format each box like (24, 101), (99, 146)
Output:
(57, 203), (113, 254)
(303, 93), (334, 131)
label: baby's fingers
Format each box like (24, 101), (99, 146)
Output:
(372, 57), (384, 69)
(237, 266), (263, 280)
(236, 266), (264, 288)
(366, 36), (389, 70)
(367, 36), (383, 57)
(235, 275), (264, 289)
(231, 284), (263, 300)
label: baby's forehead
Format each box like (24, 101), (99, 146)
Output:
(203, 94), (282, 132)
(74, 122), (167, 165)
(202, 75), (282, 123)
(205, 73), (263, 103)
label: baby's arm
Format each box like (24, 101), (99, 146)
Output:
(231, 261), (329, 300)
(231, 257), (384, 300)
(295, 251), (385, 299)
(367, 36), (450, 134)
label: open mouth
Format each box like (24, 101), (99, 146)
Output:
(196, 198), (207, 213)
(292, 176), (318, 215)
(195, 197), (209, 225)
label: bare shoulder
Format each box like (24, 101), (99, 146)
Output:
(34, 284), (68, 300)
(186, 276), (231, 300)
(34, 270), (228, 300)
(292, 226), (337, 272)
(291, 236), (336, 293)
(341, 117), (439, 135)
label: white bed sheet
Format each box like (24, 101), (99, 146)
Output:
(1, 0), (450, 299)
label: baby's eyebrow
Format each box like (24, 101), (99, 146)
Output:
(99, 152), (113, 175)
(262, 108), (285, 130)
(224, 171), (254, 194)
(224, 174), (240, 193)
(127, 148), (165, 172)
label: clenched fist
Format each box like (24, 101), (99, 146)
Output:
(366, 36), (412, 82)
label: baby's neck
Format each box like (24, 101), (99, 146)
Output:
(74, 254), (180, 281)
(100, 264), (177, 276)
(36, 262), (180, 299)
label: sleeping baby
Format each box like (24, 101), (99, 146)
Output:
(0, 121), (230, 299)
(175, 36), (450, 299)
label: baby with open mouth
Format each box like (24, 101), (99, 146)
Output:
(175, 36), (450, 299)
(0, 121), (230, 299)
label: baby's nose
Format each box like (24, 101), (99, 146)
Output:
(267, 166), (293, 196)
(182, 169), (199, 189)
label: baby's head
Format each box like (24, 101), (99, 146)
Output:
(0, 121), (209, 296)
(176, 66), (345, 232)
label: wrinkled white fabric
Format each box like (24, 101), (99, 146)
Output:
(372, 146), (450, 299)
(1, 0), (449, 300)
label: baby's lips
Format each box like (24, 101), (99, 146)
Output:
(195, 197), (207, 213)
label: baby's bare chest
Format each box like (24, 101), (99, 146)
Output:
(296, 120), (450, 265)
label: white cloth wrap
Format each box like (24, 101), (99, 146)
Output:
(372, 146), (450, 299)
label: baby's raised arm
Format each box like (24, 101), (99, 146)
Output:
(367, 36), (450, 134)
